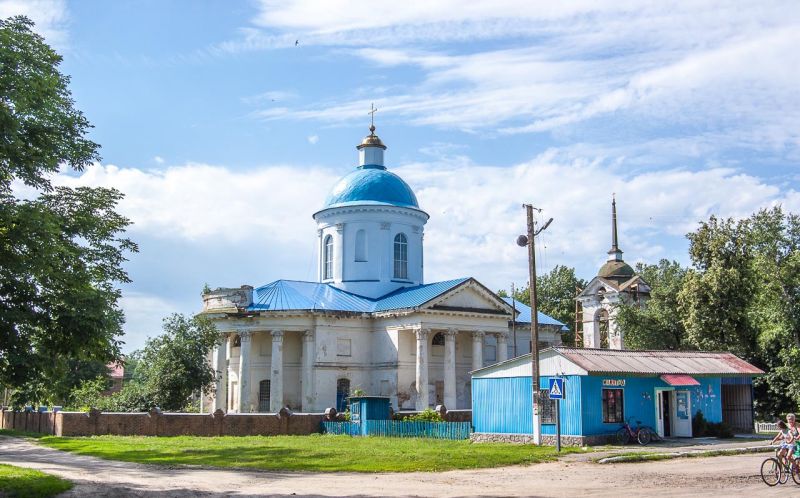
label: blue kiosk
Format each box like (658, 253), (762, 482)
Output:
(471, 347), (763, 445)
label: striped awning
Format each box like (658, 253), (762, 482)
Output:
(660, 374), (700, 386)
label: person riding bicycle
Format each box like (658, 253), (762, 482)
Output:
(787, 413), (799, 461)
(771, 419), (796, 466)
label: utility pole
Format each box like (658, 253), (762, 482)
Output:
(517, 204), (553, 445)
(511, 283), (517, 358)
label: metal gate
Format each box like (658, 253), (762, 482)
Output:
(722, 384), (753, 432)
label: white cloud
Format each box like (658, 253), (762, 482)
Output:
(307, 135), (319, 144)
(46, 152), (799, 290)
(0, 0), (69, 47)
(236, 1), (800, 161)
(119, 292), (178, 351)
(153, 156), (165, 164)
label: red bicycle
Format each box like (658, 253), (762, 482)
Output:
(614, 418), (653, 445)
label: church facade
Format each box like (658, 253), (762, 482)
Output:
(201, 126), (565, 413)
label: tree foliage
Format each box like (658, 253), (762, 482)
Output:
(504, 265), (586, 345)
(615, 207), (800, 417)
(616, 260), (687, 350)
(0, 16), (136, 405)
(74, 314), (220, 412)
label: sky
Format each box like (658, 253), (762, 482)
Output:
(3, 0), (800, 352)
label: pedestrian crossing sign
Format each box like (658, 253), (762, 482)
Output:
(548, 378), (564, 399)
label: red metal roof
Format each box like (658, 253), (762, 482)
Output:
(553, 347), (764, 376)
(660, 374), (700, 386)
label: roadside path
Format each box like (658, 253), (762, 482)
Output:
(0, 436), (788, 497)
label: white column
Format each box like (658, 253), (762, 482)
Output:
(415, 328), (430, 410)
(237, 331), (252, 413)
(334, 223), (345, 282)
(472, 331), (484, 371)
(213, 334), (228, 411)
(497, 332), (509, 362)
(270, 330), (284, 412)
(301, 330), (314, 411)
(444, 328), (457, 409)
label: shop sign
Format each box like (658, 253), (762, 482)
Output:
(602, 379), (625, 387)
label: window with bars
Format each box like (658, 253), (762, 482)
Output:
(539, 389), (556, 424)
(393, 233), (408, 279)
(602, 388), (624, 423)
(258, 380), (270, 412)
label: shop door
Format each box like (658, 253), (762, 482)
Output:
(672, 390), (692, 437)
(656, 391), (665, 438)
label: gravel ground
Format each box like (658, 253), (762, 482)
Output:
(0, 436), (792, 497)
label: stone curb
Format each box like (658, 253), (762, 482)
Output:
(597, 445), (774, 464)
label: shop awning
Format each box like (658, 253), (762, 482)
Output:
(660, 374), (700, 386)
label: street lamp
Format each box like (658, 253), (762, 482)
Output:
(517, 204), (553, 445)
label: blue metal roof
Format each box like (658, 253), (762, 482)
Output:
(501, 297), (569, 331)
(372, 278), (470, 312)
(247, 278), (471, 313)
(322, 166), (420, 210)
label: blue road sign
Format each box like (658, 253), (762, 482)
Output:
(549, 378), (565, 400)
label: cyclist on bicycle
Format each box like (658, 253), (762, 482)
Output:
(788, 413), (799, 461)
(771, 419), (796, 466)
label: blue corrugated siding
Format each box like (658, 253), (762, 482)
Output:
(472, 377), (532, 434)
(472, 376), (583, 435)
(540, 375), (582, 436)
(691, 377), (722, 423)
(580, 376), (724, 435)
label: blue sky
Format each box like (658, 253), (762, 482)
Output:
(4, 0), (799, 351)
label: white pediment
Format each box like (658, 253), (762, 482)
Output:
(577, 276), (618, 300)
(423, 279), (513, 315)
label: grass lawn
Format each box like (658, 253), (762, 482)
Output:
(0, 463), (72, 498)
(38, 434), (583, 472)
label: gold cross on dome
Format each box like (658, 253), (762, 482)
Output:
(368, 102), (378, 129)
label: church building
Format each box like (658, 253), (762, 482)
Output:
(201, 125), (566, 413)
(576, 197), (650, 349)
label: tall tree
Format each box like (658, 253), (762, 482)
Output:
(616, 260), (687, 350)
(507, 265), (586, 345)
(0, 17), (136, 405)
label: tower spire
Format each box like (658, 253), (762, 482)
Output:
(607, 194), (623, 261)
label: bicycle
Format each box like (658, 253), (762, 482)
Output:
(760, 446), (800, 486)
(614, 418), (653, 445)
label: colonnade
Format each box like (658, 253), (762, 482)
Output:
(413, 327), (508, 410)
(213, 329), (314, 413)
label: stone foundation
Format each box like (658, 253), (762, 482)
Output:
(470, 432), (615, 446)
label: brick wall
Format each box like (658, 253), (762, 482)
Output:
(1, 407), (327, 437)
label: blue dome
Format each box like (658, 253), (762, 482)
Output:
(323, 166), (420, 209)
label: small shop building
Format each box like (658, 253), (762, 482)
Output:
(471, 347), (763, 445)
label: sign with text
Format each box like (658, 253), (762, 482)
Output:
(603, 379), (625, 387)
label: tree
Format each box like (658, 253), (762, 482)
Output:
(82, 314), (220, 412)
(677, 208), (800, 417)
(616, 260), (687, 350)
(506, 265), (587, 345)
(0, 16), (136, 405)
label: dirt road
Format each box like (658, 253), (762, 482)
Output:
(0, 436), (790, 497)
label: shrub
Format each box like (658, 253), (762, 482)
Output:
(692, 410), (734, 438)
(403, 408), (443, 422)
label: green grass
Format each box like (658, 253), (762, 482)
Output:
(37, 434), (582, 472)
(596, 445), (775, 464)
(0, 463), (72, 498)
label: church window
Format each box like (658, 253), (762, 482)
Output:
(336, 378), (350, 412)
(258, 380), (270, 412)
(232, 335), (241, 348)
(323, 235), (333, 280)
(354, 229), (367, 262)
(485, 344), (496, 362)
(597, 309), (609, 349)
(393, 233), (408, 279)
(431, 332), (445, 346)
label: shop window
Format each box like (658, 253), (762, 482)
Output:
(602, 388), (624, 423)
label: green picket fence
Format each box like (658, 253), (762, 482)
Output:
(322, 420), (471, 440)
